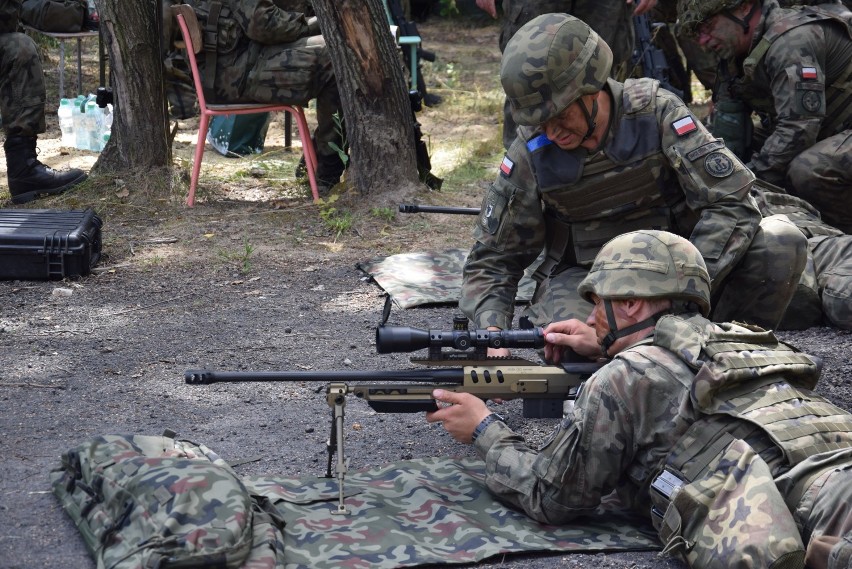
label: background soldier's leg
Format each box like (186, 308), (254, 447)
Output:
(811, 234), (852, 330)
(521, 266), (591, 327)
(0, 32), (46, 138)
(787, 132), (852, 234)
(244, 38), (344, 187)
(712, 214), (807, 329)
(778, 251), (824, 330)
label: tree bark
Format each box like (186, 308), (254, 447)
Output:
(91, 0), (171, 174)
(311, 0), (422, 197)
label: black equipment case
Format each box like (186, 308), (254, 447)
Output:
(0, 208), (102, 280)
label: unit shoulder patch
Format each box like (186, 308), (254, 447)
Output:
(704, 151), (735, 178)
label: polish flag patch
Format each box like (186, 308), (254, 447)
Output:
(801, 66), (818, 80)
(672, 116), (698, 136)
(500, 155), (514, 176)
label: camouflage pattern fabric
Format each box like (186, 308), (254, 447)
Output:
(713, 0), (852, 232)
(472, 312), (852, 566)
(54, 435), (663, 569)
(0, 17), (46, 138)
(245, 457), (661, 569)
(751, 184), (852, 330)
(357, 248), (536, 309)
(460, 75), (806, 332)
(188, 0), (344, 177)
(496, 1), (633, 148)
(51, 434), (287, 569)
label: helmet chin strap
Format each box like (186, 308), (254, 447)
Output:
(578, 97), (599, 142)
(599, 299), (669, 358)
(722, 1), (760, 34)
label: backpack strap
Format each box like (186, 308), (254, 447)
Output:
(201, 0), (221, 92)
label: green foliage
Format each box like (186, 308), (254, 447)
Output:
(370, 207), (396, 222)
(328, 111), (349, 169)
(438, 0), (459, 17)
(218, 236), (256, 275)
(317, 194), (353, 240)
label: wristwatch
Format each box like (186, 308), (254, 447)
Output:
(472, 413), (505, 443)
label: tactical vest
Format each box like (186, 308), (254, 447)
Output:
(648, 315), (852, 568)
(743, 4), (852, 137)
(522, 79), (694, 281)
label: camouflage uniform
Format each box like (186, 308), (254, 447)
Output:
(1, 0), (86, 203)
(0, 0), (45, 138)
(187, 0), (344, 183)
(497, 1), (635, 149)
(460, 15), (807, 332)
(473, 231), (852, 568)
(682, 0), (852, 233)
(752, 184), (852, 330)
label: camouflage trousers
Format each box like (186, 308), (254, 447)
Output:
(780, 450), (852, 569)
(787, 130), (852, 234)
(523, 215), (806, 330)
(239, 36), (343, 176)
(0, 31), (46, 138)
(498, 0), (634, 149)
(797, 234), (852, 330)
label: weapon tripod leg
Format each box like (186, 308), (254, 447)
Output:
(328, 387), (349, 515)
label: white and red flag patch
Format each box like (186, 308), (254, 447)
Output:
(500, 155), (514, 176)
(672, 116), (698, 136)
(801, 66), (818, 80)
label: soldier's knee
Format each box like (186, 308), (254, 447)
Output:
(758, 214), (808, 280)
(1, 32), (40, 66)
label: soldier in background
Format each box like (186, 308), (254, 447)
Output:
(752, 183), (852, 331)
(0, 0), (87, 204)
(476, 0), (658, 148)
(678, 0), (852, 233)
(459, 14), (806, 343)
(184, 0), (345, 190)
(430, 230), (852, 568)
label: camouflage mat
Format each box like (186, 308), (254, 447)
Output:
(246, 457), (660, 568)
(356, 249), (538, 308)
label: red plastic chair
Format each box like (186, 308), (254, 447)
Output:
(171, 5), (319, 206)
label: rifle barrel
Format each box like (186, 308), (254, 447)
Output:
(399, 204), (480, 215)
(185, 368), (464, 385)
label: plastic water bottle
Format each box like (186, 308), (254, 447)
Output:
(58, 98), (75, 147)
(84, 100), (103, 152)
(73, 96), (88, 150)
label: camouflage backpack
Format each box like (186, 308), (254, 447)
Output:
(51, 432), (286, 569)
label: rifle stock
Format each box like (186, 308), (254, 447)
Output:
(632, 14), (684, 99)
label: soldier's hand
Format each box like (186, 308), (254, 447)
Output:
(628, 0), (657, 16)
(426, 390), (491, 444)
(543, 319), (600, 361)
(476, 0), (498, 18)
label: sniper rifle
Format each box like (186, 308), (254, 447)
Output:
(185, 318), (602, 513)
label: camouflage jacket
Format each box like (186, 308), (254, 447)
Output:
(460, 77), (758, 330)
(0, 0), (21, 33)
(190, 0), (318, 101)
(473, 313), (852, 525)
(720, 0), (852, 186)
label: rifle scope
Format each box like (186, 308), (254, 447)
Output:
(376, 325), (544, 354)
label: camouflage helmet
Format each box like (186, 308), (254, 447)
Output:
(578, 230), (711, 316)
(500, 13), (613, 127)
(677, 0), (746, 36)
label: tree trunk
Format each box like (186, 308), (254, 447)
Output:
(311, 0), (422, 197)
(92, 0), (171, 174)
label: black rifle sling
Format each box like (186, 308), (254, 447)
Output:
(202, 0), (221, 92)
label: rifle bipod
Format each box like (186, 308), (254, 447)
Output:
(323, 382), (350, 514)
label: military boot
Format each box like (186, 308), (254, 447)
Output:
(4, 136), (87, 204)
